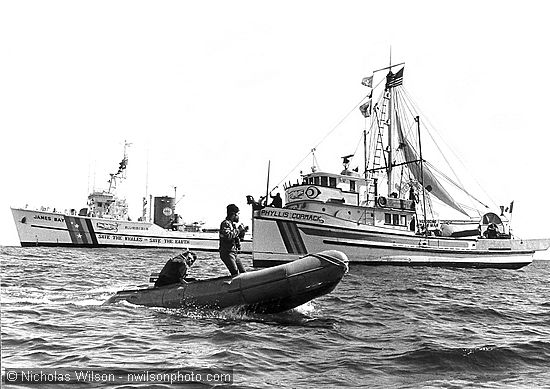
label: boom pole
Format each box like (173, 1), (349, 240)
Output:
(416, 116), (428, 237)
(265, 160), (271, 207)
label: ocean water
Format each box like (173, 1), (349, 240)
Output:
(1, 247), (550, 388)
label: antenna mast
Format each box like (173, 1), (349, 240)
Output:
(143, 147), (149, 221)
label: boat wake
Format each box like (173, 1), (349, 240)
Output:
(106, 298), (338, 328)
(2, 283), (131, 307)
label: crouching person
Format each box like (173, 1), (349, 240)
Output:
(154, 250), (197, 287)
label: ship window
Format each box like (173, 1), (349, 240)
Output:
(385, 213), (392, 224)
(329, 177), (337, 187)
(97, 202), (103, 207)
(313, 176), (320, 185)
(392, 214), (399, 225)
(400, 215), (407, 226)
(350, 180), (356, 192)
(321, 176), (328, 186)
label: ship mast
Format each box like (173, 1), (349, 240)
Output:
(387, 87), (393, 196)
(416, 116), (428, 236)
(386, 50), (393, 196)
(363, 127), (367, 182)
(370, 60), (404, 197)
(108, 140), (131, 193)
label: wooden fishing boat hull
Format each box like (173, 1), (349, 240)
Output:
(105, 250), (348, 313)
(252, 208), (550, 269)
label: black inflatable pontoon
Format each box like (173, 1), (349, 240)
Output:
(105, 250), (348, 313)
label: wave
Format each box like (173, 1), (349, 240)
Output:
(4, 248), (550, 388)
(393, 341), (550, 373)
(434, 304), (512, 320)
(386, 288), (420, 295)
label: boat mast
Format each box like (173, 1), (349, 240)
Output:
(265, 160), (271, 206)
(386, 50), (393, 196)
(363, 127), (367, 182)
(387, 89), (393, 196)
(416, 116), (428, 236)
(367, 59), (405, 199)
(144, 147), (149, 221)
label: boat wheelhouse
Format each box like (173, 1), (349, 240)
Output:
(285, 168), (416, 232)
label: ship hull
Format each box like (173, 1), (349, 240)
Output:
(11, 208), (252, 253)
(252, 208), (550, 269)
(105, 250), (349, 313)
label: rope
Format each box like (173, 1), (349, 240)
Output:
(274, 92), (372, 190)
(400, 87), (498, 211)
(424, 160), (490, 209)
(273, 75), (389, 191)
(397, 87), (495, 212)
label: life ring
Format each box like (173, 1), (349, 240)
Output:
(377, 196), (387, 207)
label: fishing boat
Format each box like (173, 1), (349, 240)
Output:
(11, 142), (252, 252)
(249, 63), (550, 269)
(104, 250), (349, 313)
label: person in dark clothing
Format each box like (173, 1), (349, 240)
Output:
(409, 215), (416, 232)
(154, 250), (197, 287)
(246, 195), (265, 211)
(270, 192), (283, 208)
(219, 204), (248, 276)
(483, 223), (499, 239)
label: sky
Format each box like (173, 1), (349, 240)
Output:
(1, 1), (549, 249)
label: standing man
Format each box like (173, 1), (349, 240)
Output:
(270, 192), (283, 208)
(219, 204), (248, 276)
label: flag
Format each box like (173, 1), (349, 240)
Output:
(386, 67), (404, 89)
(359, 99), (372, 117)
(361, 75), (373, 87)
(117, 157), (128, 174)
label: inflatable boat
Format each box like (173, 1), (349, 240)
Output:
(105, 250), (348, 314)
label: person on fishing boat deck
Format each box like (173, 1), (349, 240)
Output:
(219, 204), (248, 276)
(484, 223), (499, 239)
(270, 192), (283, 208)
(154, 250), (197, 287)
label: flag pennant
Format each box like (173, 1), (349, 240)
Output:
(361, 75), (373, 88)
(117, 157), (128, 174)
(504, 201), (514, 213)
(359, 100), (372, 117)
(386, 67), (404, 89)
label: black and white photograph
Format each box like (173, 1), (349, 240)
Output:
(1, 1), (550, 387)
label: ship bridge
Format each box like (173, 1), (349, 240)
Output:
(282, 170), (416, 230)
(285, 170), (369, 207)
